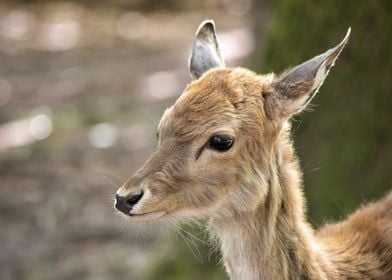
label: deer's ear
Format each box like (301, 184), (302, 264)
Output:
(189, 20), (225, 79)
(264, 28), (350, 120)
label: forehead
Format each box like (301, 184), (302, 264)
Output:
(158, 68), (271, 140)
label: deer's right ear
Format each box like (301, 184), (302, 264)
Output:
(189, 20), (225, 79)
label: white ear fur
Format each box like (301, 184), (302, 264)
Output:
(189, 20), (225, 79)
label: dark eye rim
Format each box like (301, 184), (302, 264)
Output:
(195, 134), (235, 160)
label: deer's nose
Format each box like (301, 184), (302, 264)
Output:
(115, 191), (144, 215)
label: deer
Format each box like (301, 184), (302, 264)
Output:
(114, 20), (392, 280)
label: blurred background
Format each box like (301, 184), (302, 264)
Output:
(0, 0), (390, 279)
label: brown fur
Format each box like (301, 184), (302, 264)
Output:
(116, 67), (392, 279)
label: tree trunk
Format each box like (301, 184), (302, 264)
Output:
(253, 0), (392, 224)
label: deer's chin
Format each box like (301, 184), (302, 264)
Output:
(126, 210), (166, 222)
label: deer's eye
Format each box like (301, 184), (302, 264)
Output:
(209, 135), (234, 151)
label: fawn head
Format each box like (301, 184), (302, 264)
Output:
(115, 20), (350, 222)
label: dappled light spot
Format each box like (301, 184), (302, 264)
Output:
(145, 71), (179, 101)
(29, 114), (53, 140)
(0, 119), (32, 149)
(220, 28), (255, 62)
(38, 19), (80, 51)
(89, 123), (118, 149)
(0, 112), (53, 150)
(0, 10), (36, 41)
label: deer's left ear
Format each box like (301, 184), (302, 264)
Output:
(264, 28), (351, 120)
(189, 20), (225, 79)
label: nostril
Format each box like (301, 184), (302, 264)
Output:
(115, 194), (132, 214)
(126, 191), (144, 207)
(115, 191), (144, 215)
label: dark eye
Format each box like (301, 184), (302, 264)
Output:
(209, 135), (234, 151)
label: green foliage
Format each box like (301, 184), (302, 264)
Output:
(254, 0), (392, 224)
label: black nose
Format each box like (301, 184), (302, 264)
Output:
(115, 191), (144, 215)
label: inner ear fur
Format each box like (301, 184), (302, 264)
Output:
(189, 20), (225, 79)
(264, 28), (351, 120)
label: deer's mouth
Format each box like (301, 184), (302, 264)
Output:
(127, 210), (166, 221)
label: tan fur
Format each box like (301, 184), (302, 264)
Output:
(116, 67), (392, 279)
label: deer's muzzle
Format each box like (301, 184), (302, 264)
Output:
(114, 191), (144, 215)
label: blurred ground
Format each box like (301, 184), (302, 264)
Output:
(2, 1), (390, 280)
(0, 1), (271, 279)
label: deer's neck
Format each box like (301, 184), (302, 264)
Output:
(210, 134), (335, 280)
